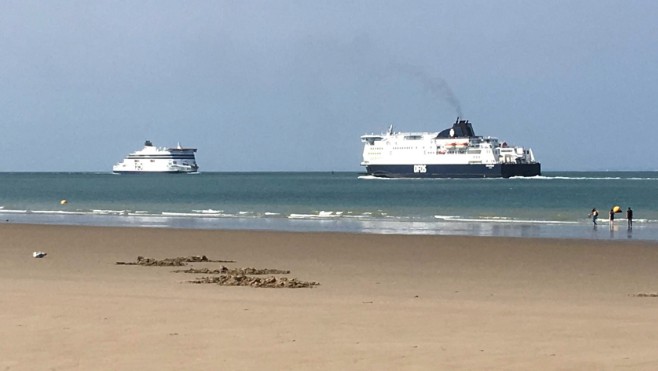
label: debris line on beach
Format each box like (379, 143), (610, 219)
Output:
(631, 292), (658, 298)
(116, 254), (319, 288)
(190, 275), (319, 288)
(115, 255), (235, 266)
(173, 267), (291, 275)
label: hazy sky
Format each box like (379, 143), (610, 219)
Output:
(2, 1), (657, 171)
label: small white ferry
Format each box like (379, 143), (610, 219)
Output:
(361, 118), (540, 178)
(113, 141), (199, 174)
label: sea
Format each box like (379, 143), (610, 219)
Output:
(1, 172), (657, 241)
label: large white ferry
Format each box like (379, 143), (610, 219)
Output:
(361, 118), (540, 178)
(112, 141), (199, 174)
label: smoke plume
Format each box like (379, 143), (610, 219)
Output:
(392, 63), (463, 118)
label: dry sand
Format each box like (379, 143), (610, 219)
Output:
(2, 223), (658, 370)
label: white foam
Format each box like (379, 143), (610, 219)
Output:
(31, 210), (82, 215)
(0, 209), (29, 214)
(288, 211), (343, 219)
(512, 175), (658, 181)
(92, 209), (128, 215)
(343, 214), (372, 219)
(162, 212), (205, 217)
(434, 215), (461, 221)
(193, 209), (223, 214)
(163, 211), (239, 218)
(288, 213), (316, 219)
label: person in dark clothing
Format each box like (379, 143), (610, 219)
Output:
(589, 208), (599, 225)
(627, 207), (633, 229)
(609, 208), (615, 228)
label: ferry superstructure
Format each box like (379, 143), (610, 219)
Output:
(361, 118), (540, 178)
(112, 141), (199, 174)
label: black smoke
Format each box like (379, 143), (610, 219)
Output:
(392, 63), (463, 118)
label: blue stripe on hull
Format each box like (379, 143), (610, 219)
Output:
(365, 163), (541, 178)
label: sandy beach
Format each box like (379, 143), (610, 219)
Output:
(2, 224), (658, 370)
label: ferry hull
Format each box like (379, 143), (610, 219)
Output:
(112, 170), (197, 174)
(364, 163), (541, 178)
(113, 140), (199, 174)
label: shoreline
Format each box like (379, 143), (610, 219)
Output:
(1, 212), (654, 242)
(3, 224), (658, 369)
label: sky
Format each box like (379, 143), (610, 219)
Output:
(1, 0), (657, 171)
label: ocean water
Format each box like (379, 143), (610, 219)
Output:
(1, 172), (657, 241)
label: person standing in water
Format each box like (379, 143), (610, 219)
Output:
(589, 208), (599, 225)
(627, 207), (633, 229)
(609, 208), (615, 227)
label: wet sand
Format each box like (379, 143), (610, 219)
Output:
(2, 224), (658, 370)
